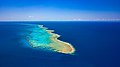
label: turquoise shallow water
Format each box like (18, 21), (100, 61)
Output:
(0, 21), (120, 67)
(24, 25), (52, 47)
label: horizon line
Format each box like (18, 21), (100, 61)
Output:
(0, 20), (120, 22)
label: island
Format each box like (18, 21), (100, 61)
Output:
(25, 25), (75, 54)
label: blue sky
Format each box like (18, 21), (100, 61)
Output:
(0, 0), (120, 21)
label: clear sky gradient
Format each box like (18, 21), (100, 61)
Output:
(0, 0), (120, 21)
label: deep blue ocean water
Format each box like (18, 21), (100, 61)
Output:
(0, 21), (120, 67)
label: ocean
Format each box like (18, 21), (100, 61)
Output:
(0, 21), (120, 67)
